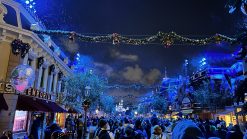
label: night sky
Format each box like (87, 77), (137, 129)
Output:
(35, 0), (245, 96)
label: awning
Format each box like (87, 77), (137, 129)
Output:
(0, 94), (8, 111)
(181, 109), (193, 114)
(236, 110), (247, 116)
(16, 95), (50, 112)
(68, 107), (82, 113)
(16, 95), (67, 113)
(40, 100), (67, 113)
(216, 108), (235, 115)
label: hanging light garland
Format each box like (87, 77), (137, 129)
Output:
(31, 29), (237, 47)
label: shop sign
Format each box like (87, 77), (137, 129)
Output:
(25, 88), (52, 100)
(0, 81), (15, 93)
(0, 81), (51, 100)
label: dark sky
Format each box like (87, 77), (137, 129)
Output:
(35, 0), (243, 88)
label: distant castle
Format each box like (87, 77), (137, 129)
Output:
(115, 99), (129, 112)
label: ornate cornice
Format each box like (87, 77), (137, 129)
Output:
(28, 49), (38, 60)
(0, 2), (72, 75)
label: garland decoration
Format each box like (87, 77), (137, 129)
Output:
(11, 39), (30, 58)
(112, 33), (120, 45)
(69, 32), (76, 41)
(106, 83), (158, 90)
(31, 29), (236, 46)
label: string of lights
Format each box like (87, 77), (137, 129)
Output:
(31, 29), (237, 47)
(106, 84), (159, 90)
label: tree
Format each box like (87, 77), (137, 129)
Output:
(137, 102), (150, 114)
(152, 94), (168, 114)
(138, 92), (168, 114)
(63, 71), (107, 110)
(99, 94), (115, 113)
(192, 81), (233, 112)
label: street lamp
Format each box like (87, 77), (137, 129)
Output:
(82, 86), (91, 139)
(85, 86), (91, 97)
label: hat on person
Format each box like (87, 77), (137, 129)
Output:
(172, 120), (205, 139)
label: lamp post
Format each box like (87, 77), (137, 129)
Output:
(83, 86), (91, 139)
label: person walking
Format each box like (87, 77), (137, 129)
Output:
(29, 116), (41, 139)
(95, 119), (113, 139)
(76, 115), (84, 139)
(150, 125), (165, 139)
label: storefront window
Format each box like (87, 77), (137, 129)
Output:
(13, 111), (28, 132)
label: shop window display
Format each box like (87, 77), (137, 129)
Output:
(13, 111), (28, 132)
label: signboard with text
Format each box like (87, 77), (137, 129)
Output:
(0, 81), (52, 100)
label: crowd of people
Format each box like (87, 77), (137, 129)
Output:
(1, 114), (246, 139)
(62, 114), (247, 139)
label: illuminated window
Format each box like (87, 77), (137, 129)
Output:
(13, 111), (28, 132)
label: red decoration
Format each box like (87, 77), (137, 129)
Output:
(214, 34), (222, 44)
(112, 33), (120, 45)
(162, 36), (174, 48)
(69, 32), (76, 41)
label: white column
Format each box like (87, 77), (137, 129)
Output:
(21, 53), (29, 65)
(31, 59), (37, 70)
(35, 67), (43, 89)
(57, 81), (62, 93)
(31, 59), (37, 87)
(42, 68), (49, 91)
(47, 73), (54, 93)
(53, 73), (58, 93)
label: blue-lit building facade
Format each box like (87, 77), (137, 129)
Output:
(161, 59), (247, 126)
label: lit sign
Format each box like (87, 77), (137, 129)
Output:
(0, 81), (15, 93)
(0, 81), (51, 100)
(25, 88), (52, 100)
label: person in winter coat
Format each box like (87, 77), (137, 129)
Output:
(143, 119), (151, 139)
(226, 125), (243, 139)
(134, 119), (148, 139)
(215, 124), (227, 139)
(96, 119), (113, 139)
(120, 126), (135, 139)
(150, 125), (165, 139)
(44, 123), (62, 139)
(172, 120), (205, 139)
(76, 115), (84, 139)
(29, 117), (41, 139)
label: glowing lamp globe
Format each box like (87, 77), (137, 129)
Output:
(10, 64), (35, 92)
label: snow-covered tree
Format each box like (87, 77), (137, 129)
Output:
(63, 71), (107, 110)
(99, 94), (115, 113)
